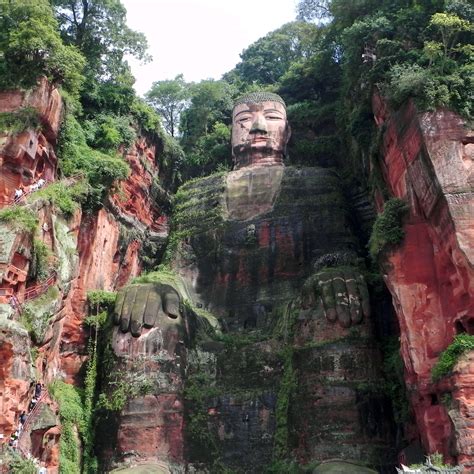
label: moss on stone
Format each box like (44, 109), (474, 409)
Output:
(21, 285), (60, 344)
(369, 198), (408, 260)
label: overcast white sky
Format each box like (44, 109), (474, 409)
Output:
(121, 0), (297, 96)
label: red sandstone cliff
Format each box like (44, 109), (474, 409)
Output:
(0, 81), (169, 470)
(372, 93), (474, 470)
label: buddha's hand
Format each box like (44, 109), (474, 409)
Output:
(302, 267), (370, 328)
(114, 283), (181, 337)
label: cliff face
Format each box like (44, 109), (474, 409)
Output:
(0, 82), (169, 471)
(1, 80), (472, 473)
(372, 94), (474, 469)
(103, 161), (396, 472)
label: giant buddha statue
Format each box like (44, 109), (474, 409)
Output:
(103, 92), (395, 472)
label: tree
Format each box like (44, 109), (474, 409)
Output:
(179, 80), (236, 151)
(234, 22), (321, 85)
(0, 0), (85, 94)
(427, 12), (471, 70)
(296, 0), (332, 22)
(51, 0), (149, 80)
(146, 75), (189, 137)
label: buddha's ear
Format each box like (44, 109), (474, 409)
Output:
(284, 122), (291, 156)
(286, 123), (292, 144)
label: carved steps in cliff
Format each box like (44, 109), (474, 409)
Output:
(17, 389), (49, 457)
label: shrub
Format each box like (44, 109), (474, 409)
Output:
(130, 97), (161, 134)
(0, 108), (40, 134)
(0, 206), (38, 233)
(384, 63), (435, 108)
(83, 114), (137, 151)
(7, 449), (37, 474)
(432, 334), (474, 381)
(49, 380), (84, 474)
(31, 238), (52, 281)
(57, 114), (130, 210)
(30, 180), (87, 216)
(87, 290), (117, 309)
(369, 198), (408, 260)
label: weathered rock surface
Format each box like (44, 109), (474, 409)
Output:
(372, 94), (474, 468)
(0, 311), (33, 436)
(0, 82), (170, 471)
(109, 162), (396, 472)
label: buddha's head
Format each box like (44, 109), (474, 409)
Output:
(231, 92), (290, 169)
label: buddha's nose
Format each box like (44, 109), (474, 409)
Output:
(250, 114), (268, 134)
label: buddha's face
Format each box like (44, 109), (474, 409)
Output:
(232, 100), (290, 169)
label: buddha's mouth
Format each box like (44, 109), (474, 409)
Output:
(250, 136), (270, 144)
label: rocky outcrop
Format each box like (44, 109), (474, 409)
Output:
(0, 311), (34, 437)
(0, 78), (61, 206)
(0, 81), (170, 470)
(372, 93), (474, 469)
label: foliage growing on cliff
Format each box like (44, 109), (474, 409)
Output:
(49, 380), (84, 474)
(0, 108), (40, 134)
(20, 286), (59, 344)
(30, 238), (54, 282)
(5, 449), (37, 474)
(382, 336), (410, 424)
(30, 180), (88, 217)
(184, 372), (220, 462)
(409, 452), (454, 470)
(0, 206), (38, 233)
(432, 334), (474, 381)
(274, 348), (297, 460)
(82, 341), (99, 474)
(87, 290), (117, 309)
(57, 113), (130, 210)
(369, 198), (408, 260)
(0, 0), (85, 95)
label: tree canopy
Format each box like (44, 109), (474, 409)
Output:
(0, 0), (85, 94)
(146, 75), (189, 137)
(51, 0), (149, 81)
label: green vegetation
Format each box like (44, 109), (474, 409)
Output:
(49, 380), (84, 474)
(409, 452), (454, 470)
(57, 113), (130, 211)
(82, 341), (99, 474)
(146, 74), (189, 137)
(6, 448), (37, 474)
(0, 108), (40, 134)
(0, 206), (38, 233)
(96, 361), (155, 412)
(432, 334), (474, 381)
(30, 238), (53, 281)
(381, 336), (410, 424)
(274, 348), (296, 459)
(369, 198), (408, 260)
(21, 286), (59, 343)
(30, 180), (87, 217)
(0, 0), (85, 94)
(184, 372), (220, 462)
(82, 113), (137, 151)
(87, 290), (117, 309)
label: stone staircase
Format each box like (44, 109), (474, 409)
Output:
(17, 388), (49, 457)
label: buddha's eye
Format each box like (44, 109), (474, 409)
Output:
(265, 115), (283, 120)
(238, 117), (251, 124)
